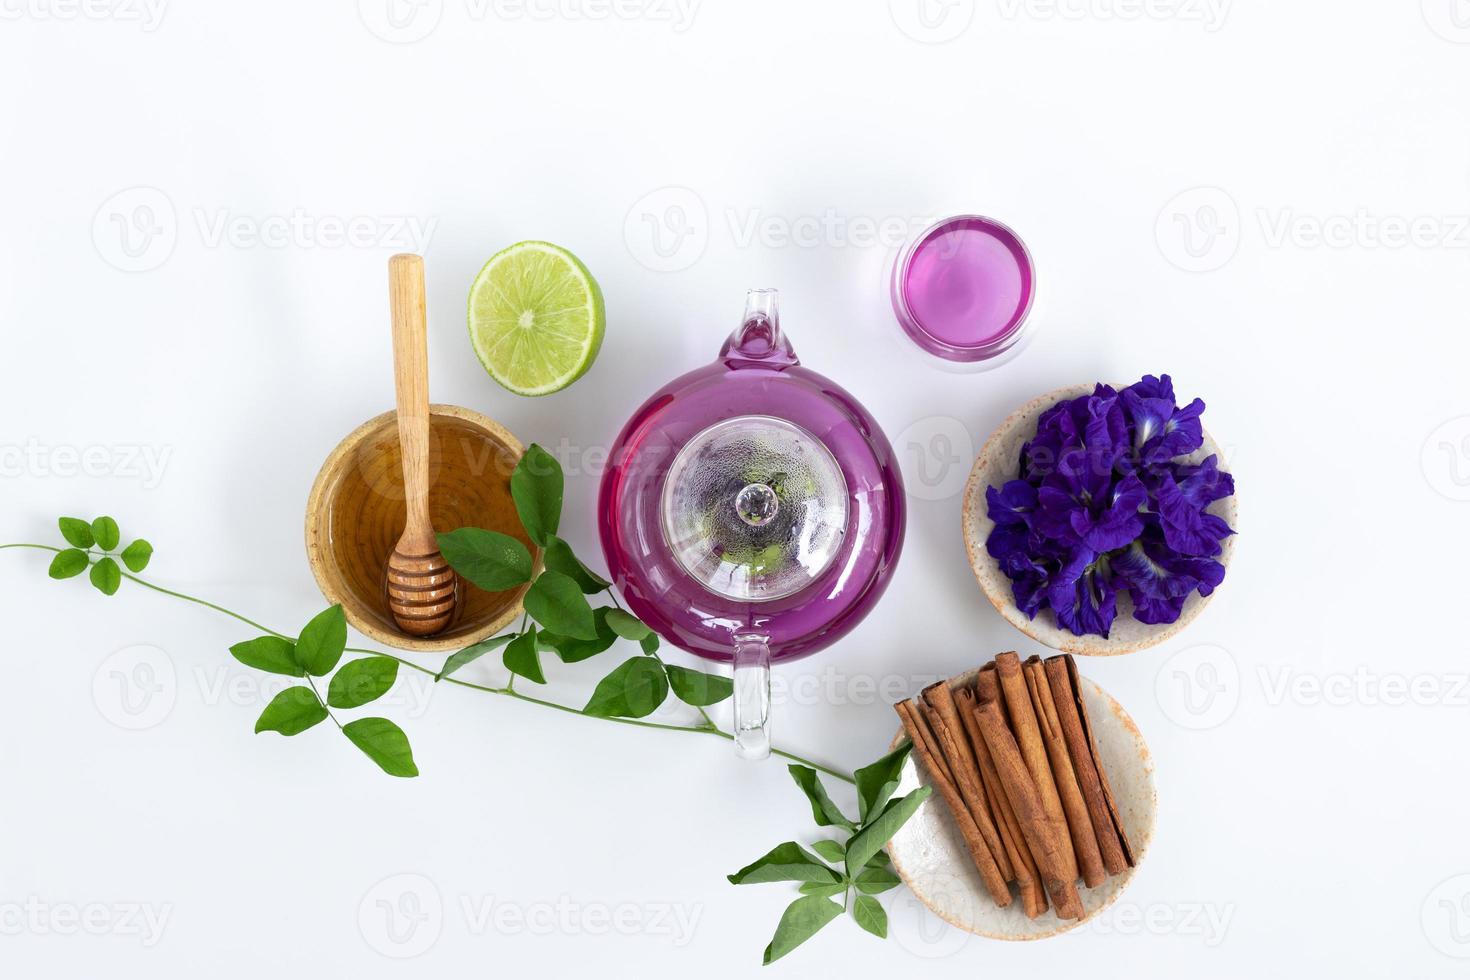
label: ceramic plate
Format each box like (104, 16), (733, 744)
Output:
(886, 671), (1155, 940)
(962, 383), (1238, 656)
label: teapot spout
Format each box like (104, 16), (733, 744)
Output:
(722, 288), (798, 367)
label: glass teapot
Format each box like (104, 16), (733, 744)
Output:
(598, 289), (906, 758)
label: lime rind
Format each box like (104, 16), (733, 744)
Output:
(467, 240), (605, 396)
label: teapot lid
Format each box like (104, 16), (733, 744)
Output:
(660, 415), (848, 602)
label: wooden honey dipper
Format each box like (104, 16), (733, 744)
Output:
(384, 253), (456, 636)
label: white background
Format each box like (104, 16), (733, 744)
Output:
(3, 1), (1469, 975)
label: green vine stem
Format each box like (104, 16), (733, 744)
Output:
(1, 542), (853, 784)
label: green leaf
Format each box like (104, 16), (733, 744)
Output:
(328, 657), (399, 709)
(810, 840), (846, 864)
(254, 687), (328, 735)
(91, 516), (120, 551)
(854, 865), (901, 895)
(762, 895), (844, 965)
(436, 634), (514, 681)
(853, 741), (913, 823)
(524, 570), (597, 640)
(850, 895), (887, 939)
(639, 632), (660, 654)
(295, 605), (347, 676)
(436, 528), (533, 592)
(58, 517), (94, 548)
(342, 717), (418, 777)
(510, 443), (563, 546)
(48, 549), (89, 579)
(844, 786), (932, 879)
(665, 664), (733, 707)
(864, 850), (893, 871)
(603, 608), (650, 641)
(540, 607), (617, 663)
(726, 842), (841, 885)
(230, 636), (305, 677)
(583, 656), (668, 719)
(89, 556), (121, 596)
(542, 535), (610, 593)
(119, 538), (153, 573)
(503, 627), (545, 684)
(798, 882), (847, 898)
(788, 765), (856, 831)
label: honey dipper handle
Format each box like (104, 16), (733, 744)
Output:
(389, 253), (433, 548)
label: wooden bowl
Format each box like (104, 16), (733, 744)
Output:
(305, 404), (534, 652)
(962, 383), (1238, 656)
(886, 670), (1156, 940)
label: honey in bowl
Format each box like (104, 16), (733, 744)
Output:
(306, 405), (534, 651)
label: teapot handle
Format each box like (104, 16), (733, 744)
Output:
(721, 288), (797, 368)
(732, 633), (772, 760)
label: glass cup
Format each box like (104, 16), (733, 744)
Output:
(890, 214), (1037, 367)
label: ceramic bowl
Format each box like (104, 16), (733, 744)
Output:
(962, 383), (1238, 656)
(886, 669), (1156, 940)
(305, 404), (535, 652)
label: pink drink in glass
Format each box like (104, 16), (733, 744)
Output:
(891, 215), (1035, 363)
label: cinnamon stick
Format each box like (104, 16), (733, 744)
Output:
(956, 685), (1047, 918)
(972, 692), (1085, 920)
(919, 681), (1014, 881)
(1043, 655), (1134, 873)
(1024, 656), (1106, 888)
(977, 662), (1004, 709)
(894, 700), (1012, 907)
(994, 652), (1078, 882)
(974, 664), (1050, 912)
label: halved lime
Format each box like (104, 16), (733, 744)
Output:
(467, 241), (605, 396)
